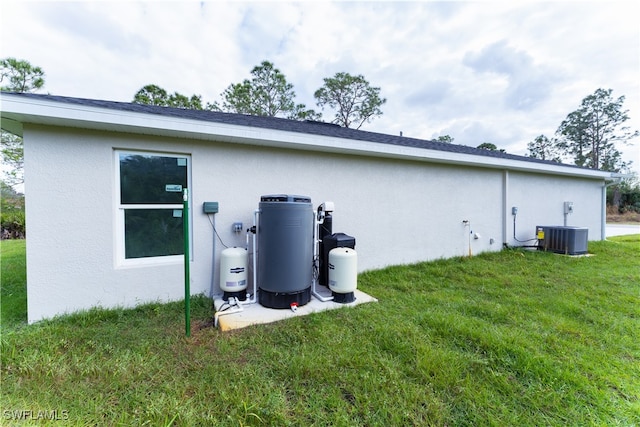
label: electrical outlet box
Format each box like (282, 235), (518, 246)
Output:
(512, 206), (518, 216)
(232, 222), (243, 233)
(564, 201), (574, 214)
(203, 202), (219, 214)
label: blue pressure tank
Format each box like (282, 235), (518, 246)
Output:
(258, 195), (313, 308)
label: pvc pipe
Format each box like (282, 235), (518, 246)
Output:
(239, 228), (257, 305)
(245, 209), (259, 305)
(502, 170), (509, 246)
(214, 297), (244, 328)
(210, 213), (216, 299)
(312, 209), (333, 302)
(462, 220), (472, 257)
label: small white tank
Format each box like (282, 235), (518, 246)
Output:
(328, 247), (357, 296)
(220, 247), (248, 296)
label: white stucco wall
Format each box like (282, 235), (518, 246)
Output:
(505, 171), (603, 244)
(23, 124), (605, 323)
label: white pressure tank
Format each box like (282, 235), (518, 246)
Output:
(328, 247), (357, 303)
(220, 247), (248, 301)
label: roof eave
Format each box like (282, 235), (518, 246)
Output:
(0, 93), (613, 180)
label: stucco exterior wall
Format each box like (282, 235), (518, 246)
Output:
(505, 171), (603, 244)
(23, 125), (604, 323)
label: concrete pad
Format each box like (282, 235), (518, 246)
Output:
(606, 223), (640, 237)
(213, 289), (378, 331)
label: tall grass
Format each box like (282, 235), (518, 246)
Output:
(1, 237), (639, 426)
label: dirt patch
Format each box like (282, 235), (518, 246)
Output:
(606, 206), (640, 223)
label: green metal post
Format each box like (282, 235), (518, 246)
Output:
(183, 188), (191, 337)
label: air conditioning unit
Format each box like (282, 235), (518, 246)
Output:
(536, 226), (588, 255)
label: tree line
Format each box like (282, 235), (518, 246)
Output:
(526, 88), (638, 173)
(132, 60), (386, 130)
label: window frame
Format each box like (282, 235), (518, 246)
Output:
(114, 149), (192, 267)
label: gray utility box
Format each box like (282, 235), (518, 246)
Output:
(536, 226), (588, 255)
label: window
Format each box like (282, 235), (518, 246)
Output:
(116, 151), (190, 262)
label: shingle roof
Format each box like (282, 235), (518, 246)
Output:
(4, 92), (572, 169)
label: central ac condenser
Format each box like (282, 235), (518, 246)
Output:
(536, 226), (588, 255)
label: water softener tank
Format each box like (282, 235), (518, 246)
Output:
(258, 195), (313, 308)
(219, 247), (248, 301)
(328, 247), (357, 303)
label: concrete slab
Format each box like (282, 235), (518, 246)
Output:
(213, 289), (378, 331)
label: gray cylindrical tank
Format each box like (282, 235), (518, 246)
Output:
(258, 194), (313, 308)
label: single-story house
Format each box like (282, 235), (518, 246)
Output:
(0, 92), (617, 323)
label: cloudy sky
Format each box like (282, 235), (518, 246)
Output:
(2, 0), (639, 172)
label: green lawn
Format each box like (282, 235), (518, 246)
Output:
(0, 239), (26, 326)
(1, 237), (639, 426)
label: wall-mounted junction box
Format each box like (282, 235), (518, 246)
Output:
(203, 202), (219, 214)
(564, 201), (574, 214)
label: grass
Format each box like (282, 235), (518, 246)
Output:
(1, 239), (26, 326)
(1, 237), (639, 426)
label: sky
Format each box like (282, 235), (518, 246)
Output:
(2, 0), (639, 174)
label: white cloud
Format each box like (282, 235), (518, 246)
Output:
(1, 0), (638, 171)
